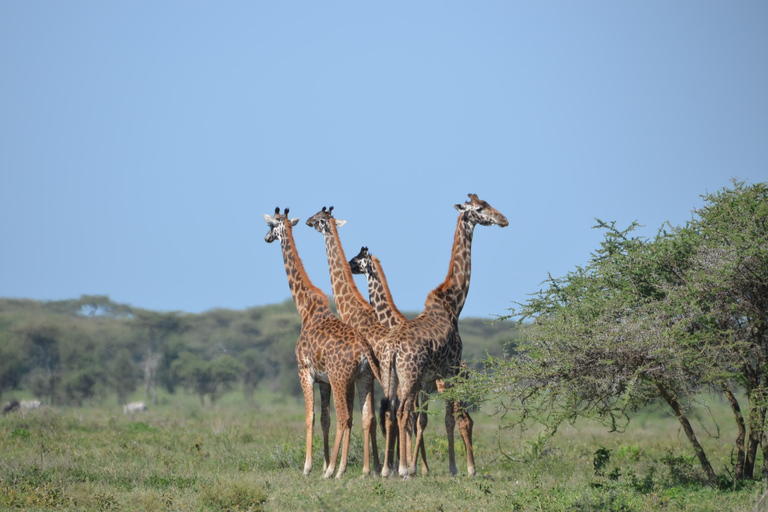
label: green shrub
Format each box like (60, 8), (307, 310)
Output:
(200, 477), (268, 512)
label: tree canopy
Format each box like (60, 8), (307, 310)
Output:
(448, 180), (768, 486)
(0, 296), (513, 407)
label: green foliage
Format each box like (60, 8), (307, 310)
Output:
(63, 367), (105, 406)
(200, 476), (268, 511)
(10, 427), (30, 440)
(109, 349), (138, 405)
(445, 179), (768, 487)
(240, 348), (265, 401)
(0, 331), (25, 400)
(172, 352), (242, 405)
(594, 446), (611, 476)
(0, 294), (510, 404)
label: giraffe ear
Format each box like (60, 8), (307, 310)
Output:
(454, 203), (468, 212)
(290, 217), (300, 226)
(335, 219), (347, 228)
(263, 214), (276, 225)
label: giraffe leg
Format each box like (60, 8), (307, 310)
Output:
(319, 382), (331, 474)
(397, 393), (416, 478)
(380, 397), (397, 477)
(334, 383), (356, 479)
(409, 395), (421, 475)
(325, 382), (352, 479)
(415, 382), (437, 476)
(418, 411), (429, 476)
(412, 391), (430, 476)
(403, 388), (419, 476)
(456, 401), (476, 476)
(444, 399), (458, 476)
(435, 378), (460, 476)
(405, 416), (415, 476)
(450, 365), (476, 476)
(356, 372), (379, 476)
(380, 369), (398, 477)
(299, 368), (315, 476)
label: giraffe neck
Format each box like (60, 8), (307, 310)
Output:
(280, 222), (330, 324)
(433, 214), (476, 317)
(322, 222), (376, 325)
(366, 256), (407, 329)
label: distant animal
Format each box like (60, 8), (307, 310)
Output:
(20, 400), (42, 410)
(2, 399), (42, 415)
(123, 401), (147, 415)
(2, 400), (20, 415)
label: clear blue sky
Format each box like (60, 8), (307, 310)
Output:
(1, 2), (766, 319)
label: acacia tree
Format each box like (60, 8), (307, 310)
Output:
(63, 368), (105, 406)
(450, 180), (767, 486)
(131, 310), (184, 404)
(239, 348), (265, 402)
(15, 319), (63, 405)
(0, 332), (25, 403)
(171, 352), (241, 406)
(481, 220), (716, 483)
(679, 180), (768, 479)
(110, 349), (139, 406)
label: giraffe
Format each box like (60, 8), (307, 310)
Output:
(384, 193), (508, 478)
(263, 207), (381, 478)
(306, 207), (402, 477)
(349, 246), (472, 477)
(348, 246), (431, 475)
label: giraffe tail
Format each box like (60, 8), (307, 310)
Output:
(363, 343), (382, 387)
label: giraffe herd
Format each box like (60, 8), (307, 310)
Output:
(263, 194), (508, 479)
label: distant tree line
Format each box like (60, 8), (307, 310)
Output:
(448, 180), (768, 486)
(0, 294), (513, 408)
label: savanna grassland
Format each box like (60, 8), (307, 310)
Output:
(1, 390), (765, 512)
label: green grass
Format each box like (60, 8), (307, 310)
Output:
(0, 390), (765, 511)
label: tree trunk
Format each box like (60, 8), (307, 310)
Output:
(762, 431), (768, 479)
(658, 383), (718, 486)
(143, 350), (160, 405)
(721, 382), (746, 480)
(745, 403), (767, 480)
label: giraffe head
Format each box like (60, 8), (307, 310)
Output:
(454, 193), (509, 227)
(305, 206), (347, 234)
(348, 246), (371, 276)
(263, 207), (300, 243)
